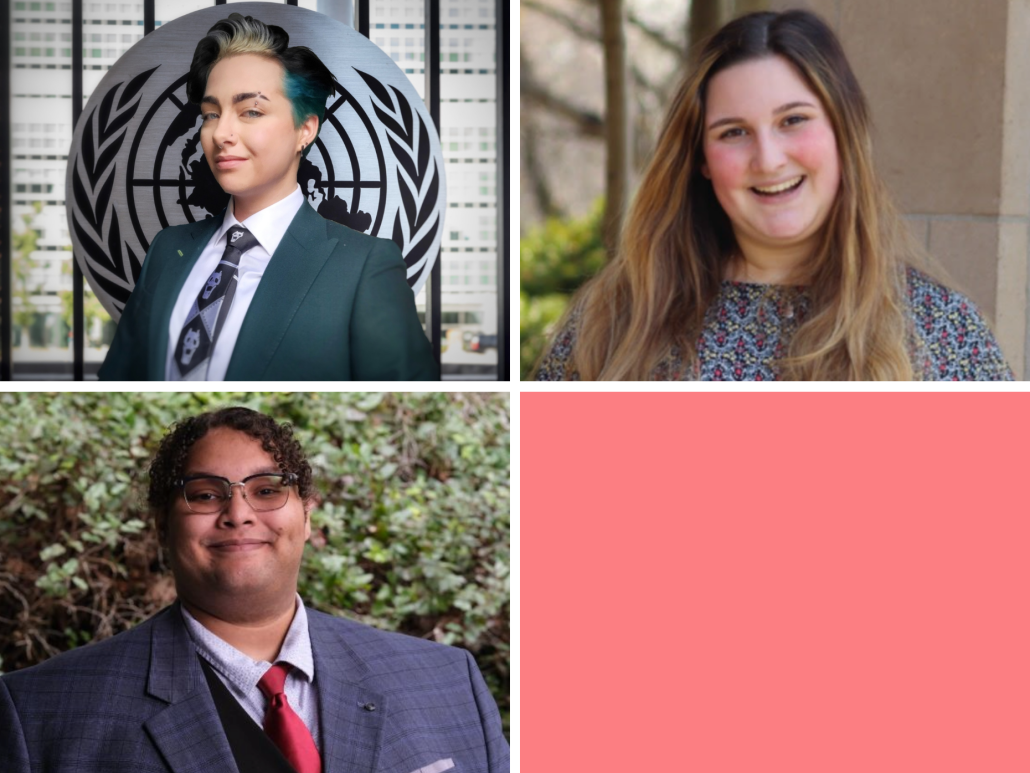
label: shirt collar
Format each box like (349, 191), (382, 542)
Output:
(218, 184), (306, 258)
(180, 593), (315, 691)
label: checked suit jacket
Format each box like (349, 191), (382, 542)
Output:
(97, 202), (438, 381)
(0, 601), (509, 773)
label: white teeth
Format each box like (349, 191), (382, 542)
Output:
(753, 176), (804, 194)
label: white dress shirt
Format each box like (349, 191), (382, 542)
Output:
(166, 185), (306, 380)
(180, 594), (321, 748)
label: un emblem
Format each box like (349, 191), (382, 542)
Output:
(67, 2), (445, 319)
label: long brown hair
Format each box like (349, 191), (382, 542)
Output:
(549, 10), (927, 380)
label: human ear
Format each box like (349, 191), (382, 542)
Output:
(701, 161), (711, 180)
(298, 115), (319, 154)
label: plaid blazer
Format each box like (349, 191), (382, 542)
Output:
(0, 602), (508, 773)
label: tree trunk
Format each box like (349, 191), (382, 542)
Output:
(688, 0), (724, 60)
(599, 0), (630, 253)
(732, 0), (768, 17)
(688, 0), (769, 61)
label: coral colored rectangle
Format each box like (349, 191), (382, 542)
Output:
(521, 393), (1030, 772)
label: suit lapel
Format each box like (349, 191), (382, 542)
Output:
(147, 214), (223, 380)
(225, 203), (338, 379)
(308, 613), (387, 773)
(142, 603), (240, 773)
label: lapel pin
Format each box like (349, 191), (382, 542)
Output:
(177, 249), (183, 256)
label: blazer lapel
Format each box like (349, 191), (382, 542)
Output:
(147, 214), (223, 380)
(308, 614), (387, 773)
(142, 603), (240, 773)
(225, 203), (338, 380)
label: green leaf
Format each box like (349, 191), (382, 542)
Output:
(39, 544), (67, 561)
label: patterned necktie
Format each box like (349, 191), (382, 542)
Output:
(173, 225), (260, 380)
(258, 663), (322, 773)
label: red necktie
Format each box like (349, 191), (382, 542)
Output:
(257, 663), (322, 773)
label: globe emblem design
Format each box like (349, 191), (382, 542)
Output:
(126, 73), (387, 247)
(67, 3), (445, 321)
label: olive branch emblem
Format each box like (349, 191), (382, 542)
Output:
(355, 68), (441, 288)
(70, 66), (158, 312)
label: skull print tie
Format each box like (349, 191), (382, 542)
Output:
(173, 225), (260, 380)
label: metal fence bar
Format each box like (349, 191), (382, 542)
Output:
(425, 0), (441, 374)
(0, 0), (11, 380)
(71, 0), (85, 378)
(358, 0), (369, 38)
(495, 0), (508, 381)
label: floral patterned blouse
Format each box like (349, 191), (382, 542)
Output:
(535, 268), (1014, 381)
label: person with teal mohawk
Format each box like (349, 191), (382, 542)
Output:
(100, 13), (437, 381)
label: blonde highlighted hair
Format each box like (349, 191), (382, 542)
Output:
(550, 10), (935, 380)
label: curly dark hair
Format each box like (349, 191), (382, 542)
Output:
(148, 407), (314, 534)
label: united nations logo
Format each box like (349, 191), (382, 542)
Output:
(67, 2), (444, 319)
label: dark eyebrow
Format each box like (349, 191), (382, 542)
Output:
(707, 101), (817, 132)
(232, 92), (269, 104)
(183, 469), (281, 480)
(199, 93), (270, 108)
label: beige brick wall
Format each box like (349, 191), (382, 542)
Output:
(766, 0), (1030, 377)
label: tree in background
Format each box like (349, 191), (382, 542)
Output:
(521, 0), (769, 230)
(601, 0), (630, 248)
(520, 0), (770, 377)
(11, 203), (42, 336)
(520, 200), (606, 377)
(0, 392), (510, 736)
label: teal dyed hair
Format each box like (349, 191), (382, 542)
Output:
(283, 69), (329, 159)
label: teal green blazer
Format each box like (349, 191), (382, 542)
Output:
(98, 203), (437, 380)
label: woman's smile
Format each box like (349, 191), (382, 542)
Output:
(702, 55), (840, 265)
(751, 175), (806, 199)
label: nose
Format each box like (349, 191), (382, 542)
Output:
(211, 114), (237, 150)
(217, 483), (254, 527)
(751, 129), (787, 175)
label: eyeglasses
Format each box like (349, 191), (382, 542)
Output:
(175, 473), (298, 514)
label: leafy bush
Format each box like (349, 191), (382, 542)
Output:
(0, 392), (509, 735)
(521, 292), (570, 378)
(520, 198), (607, 297)
(520, 198), (607, 377)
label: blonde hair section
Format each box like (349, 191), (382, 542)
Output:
(207, 15), (280, 64)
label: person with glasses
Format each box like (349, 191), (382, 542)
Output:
(98, 13), (437, 381)
(0, 407), (508, 773)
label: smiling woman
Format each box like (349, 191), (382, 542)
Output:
(97, 13), (437, 381)
(534, 10), (1014, 381)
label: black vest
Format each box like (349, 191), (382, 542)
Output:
(198, 656), (305, 773)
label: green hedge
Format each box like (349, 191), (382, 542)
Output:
(520, 199), (608, 377)
(0, 392), (510, 736)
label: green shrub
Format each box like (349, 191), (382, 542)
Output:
(520, 198), (607, 297)
(520, 199), (607, 378)
(0, 392), (509, 736)
(521, 291), (570, 378)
